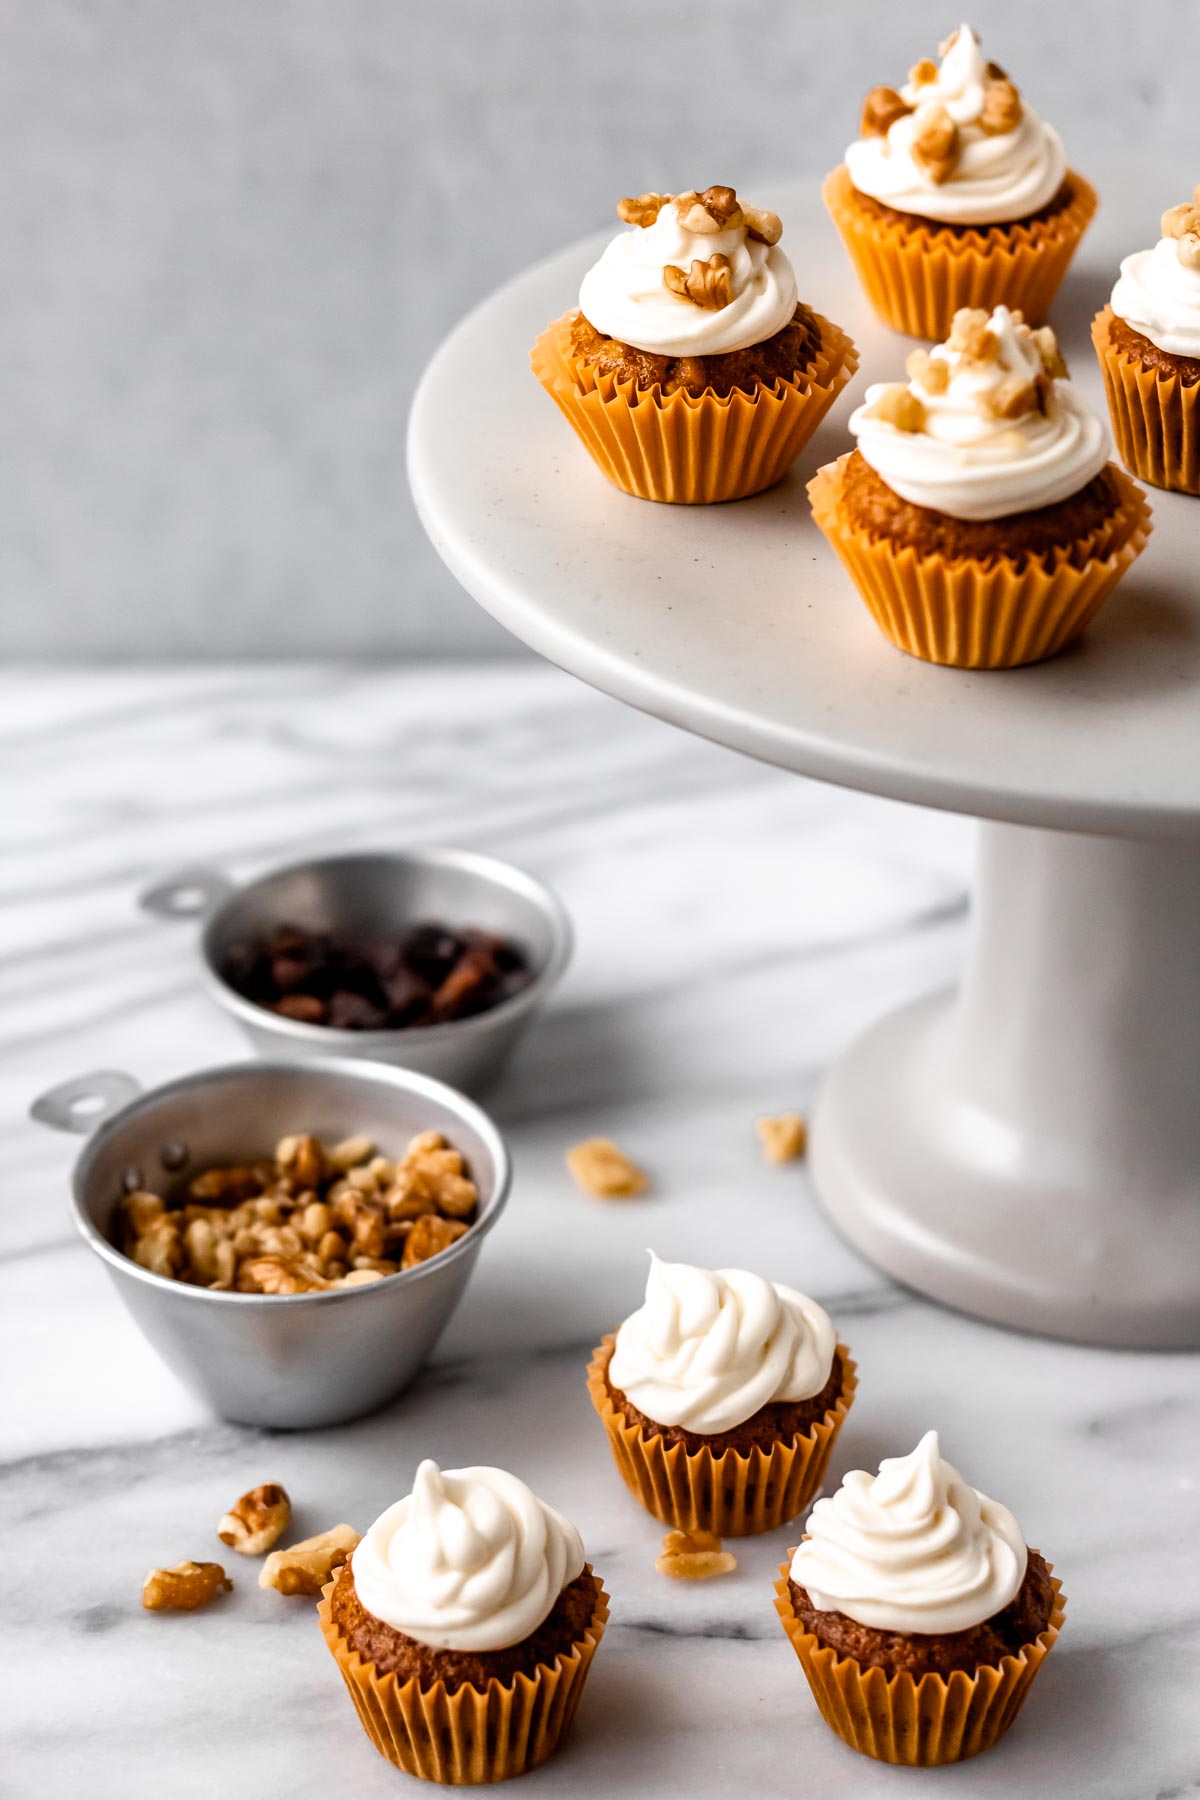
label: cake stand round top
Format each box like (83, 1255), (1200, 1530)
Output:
(409, 172), (1200, 841)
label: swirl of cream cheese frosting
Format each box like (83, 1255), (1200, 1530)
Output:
(351, 1461), (585, 1652)
(850, 303), (1110, 521)
(790, 1430), (1027, 1634)
(578, 204), (798, 357)
(1111, 236), (1200, 360)
(844, 26), (1066, 225)
(607, 1252), (837, 1434)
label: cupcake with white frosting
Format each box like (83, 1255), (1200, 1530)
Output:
(587, 1253), (856, 1536)
(1093, 188), (1200, 495)
(317, 1460), (608, 1784)
(824, 25), (1096, 339)
(809, 303), (1152, 667)
(775, 1432), (1066, 1766)
(531, 185), (858, 504)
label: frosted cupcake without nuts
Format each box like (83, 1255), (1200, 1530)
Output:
(1093, 188), (1200, 495)
(809, 304), (1152, 668)
(587, 1253), (856, 1536)
(531, 186), (857, 503)
(825, 25), (1096, 338)
(317, 1461), (608, 1784)
(775, 1432), (1065, 1766)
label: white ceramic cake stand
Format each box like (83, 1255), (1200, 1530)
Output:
(408, 174), (1200, 1348)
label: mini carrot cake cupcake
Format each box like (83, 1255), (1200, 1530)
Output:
(587, 1253), (855, 1537)
(825, 25), (1096, 338)
(318, 1460), (608, 1784)
(775, 1432), (1065, 1766)
(810, 304), (1152, 668)
(1093, 188), (1200, 495)
(531, 186), (857, 504)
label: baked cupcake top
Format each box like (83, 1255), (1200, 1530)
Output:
(607, 1251), (836, 1434)
(790, 1430), (1027, 1634)
(845, 25), (1066, 225)
(352, 1460), (585, 1652)
(1110, 189), (1200, 360)
(577, 186), (798, 358)
(849, 304), (1108, 521)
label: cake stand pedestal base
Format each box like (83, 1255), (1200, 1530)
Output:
(810, 821), (1200, 1347)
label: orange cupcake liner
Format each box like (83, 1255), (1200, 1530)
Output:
(530, 311), (858, 504)
(586, 1337), (857, 1537)
(823, 164), (1097, 339)
(317, 1570), (609, 1785)
(774, 1557), (1066, 1766)
(809, 453), (1152, 669)
(1092, 304), (1200, 495)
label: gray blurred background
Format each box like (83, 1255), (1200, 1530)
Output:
(2, 0), (1188, 659)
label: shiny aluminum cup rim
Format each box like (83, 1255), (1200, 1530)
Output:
(197, 846), (573, 1048)
(68, 1055), (512, 1308)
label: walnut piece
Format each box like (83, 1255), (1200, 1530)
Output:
(860, 85), (913, 139)
(673, 185), (741, 234)
(143, 1560), (232, 1612)
(401, 1213), (469, 1268)
(218, 1483), (292, 1556)
(664, 254), (733, 311)
(864, 383), (926, 433)
(756, 1112), (807, 1165)
(656, 1529), (737, 1581)
(905, 349), (950, 394)
(979, 77), (1022, 136)
(617, 192), (668, 228)
(259, 1524), (360, 1596)
(1161, 196), (1200, 271)
(979, 375), (1040, 421)
(238, 1254), (331, 1295)
(566, 1138), (648, 1199)
(910, 104), (959, 185)
(740, 204), (782, 247)
(1029, 324), (1068, 380)
(908, 57), (938, 87)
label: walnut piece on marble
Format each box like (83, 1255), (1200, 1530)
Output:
(259, 1524), (360, 1596)
(756, 1112), (807, 1165)
(142, 1560), (232, 1612)
(565, 1138), (648, 1199)
(218, 1483), (293, 1557)
(656, 1529), (737, 1580)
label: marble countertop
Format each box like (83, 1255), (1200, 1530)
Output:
(3, 663), (1197, 1800)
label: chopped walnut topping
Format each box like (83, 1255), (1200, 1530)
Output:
(905, 348), (950, 394)
(259, 1524), (360, 1596)
(756, 1112), (807, 1165)
(664, 253), (733, 311)
(979, 77), (1022, 136)
(908, 57), (939, 86)
(1162, 194), (1200, 271)
(142, 1560), (232, 1612)
(864, 383), (927, 433)
(674, 185), (741, 233)
(910, 104), (960, 185)
(566, 1138), (648, 1199)
(218, 1483), (292, 1556)
(656, 1529), (737, 1580)
(741, 203), (782, 246)
(1029, 324), (1068, 380)
(617, 192), (668, 228)
(860, 85), (913, 139)
(979, 375), (1040, 421)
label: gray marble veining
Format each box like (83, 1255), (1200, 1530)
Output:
(3, 664), (1199, 1799)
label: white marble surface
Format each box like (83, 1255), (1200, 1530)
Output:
(3, 663), (1198, 1799)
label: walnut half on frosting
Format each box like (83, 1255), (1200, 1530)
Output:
(615, 185), (781, 247)
(1161, 189), (1200, 272)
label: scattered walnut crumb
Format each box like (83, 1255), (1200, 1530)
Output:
(259, 1524), (360, 1596)
(656, 1529), (737, 1581)
(218, 1483), (292, 1556)
(566, 1138), (648, 1199)
(756, 1112), (807, 1165)
(142, 1560), (232, 1612)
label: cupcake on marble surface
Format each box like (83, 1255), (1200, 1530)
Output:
(825, 25), (1096, 339)
(587, 1252), (856, 1536)
(775, 1431), (1065, 1766)
(809, 303), (1152, 668)
(531, 186), (858, 503)
(1093, 189), (1200, 495)
(318, 1460), (608, 1785)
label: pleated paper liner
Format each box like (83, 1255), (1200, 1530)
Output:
(586, 1337), (857, 1536)
(317, 1570), (609, 1785)
(809, 454), (1152, 670)
(530, 311), (858, 504)
(823, 164), (1097, 340)
(1092, 305), (1200, 495)
(774, 1558), (1066, 1767)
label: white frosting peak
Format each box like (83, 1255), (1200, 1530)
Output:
(851, 303), (1110, 521)
(1111, 236), (1200, 360)
(790, 1431), (1028, 1635)
(608, 1252), (836, 1435)
(846, 26), (1067, 225)
(352, 1461), (585, 1652)
(578, 201), (797, 357)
